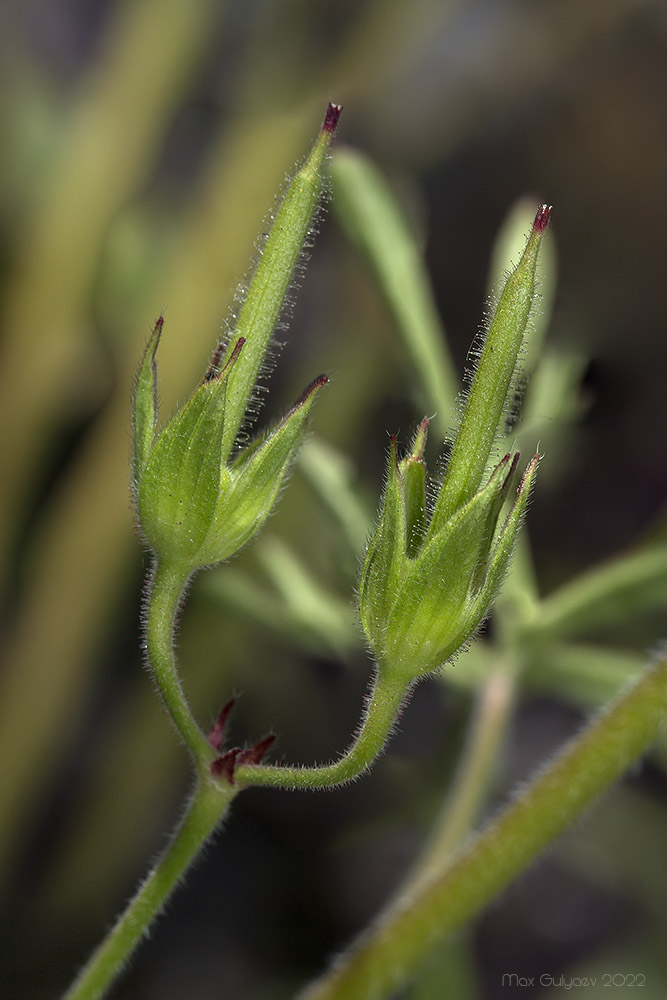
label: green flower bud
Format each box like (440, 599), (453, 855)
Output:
(359, 205), (550, 681)
(359, 424), (539, 680)
(131, 104), (341, 573)
(132, 324), (327, 572)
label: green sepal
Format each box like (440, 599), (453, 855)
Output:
(137, 374), (230, 567)
(399, 419), (428, 558)
(402, 460), (427, 558)
(199, 375), (329, 564)
(218, 106), (341, 462)
(429, 206), (550, 535)
(384, 454), (517, 678)
(469, 453), (540, 620)
(358, 437), (406, 650)
(131, 316), (162, 483)
(471, 451), (519, 591)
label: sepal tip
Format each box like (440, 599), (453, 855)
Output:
(207, 697), (237, 751)
(533, 204), (552, 234)
(322, 103), (343, 134)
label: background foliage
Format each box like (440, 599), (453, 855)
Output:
(1, 1), (666, 997)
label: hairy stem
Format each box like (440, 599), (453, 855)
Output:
(63, 779), (236, 1000)
(236, 667), (408, 790)
(63, 560), (237, 999)
(298, 652), (667, 1000)
(144, 559), (215, 770)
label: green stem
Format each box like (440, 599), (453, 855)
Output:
(144, 559), (215, 770)
(298, 653), (667, 1000)
(63, 778), (236, 1000)
(236, 667), (408, 790)
(409, 666), (517, 891)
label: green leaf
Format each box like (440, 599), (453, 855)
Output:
(526, 644), (644, 708)
(298, 436), (372, 555)
(528, 543), (667, 642)
(332, 149), (457, 435)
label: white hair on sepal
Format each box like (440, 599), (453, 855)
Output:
(425, 447), (450, 523)
(454, 271), (538, 481)
(421, 319), (484, 516)
(446, 321), (486, 430)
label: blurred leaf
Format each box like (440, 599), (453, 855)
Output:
(203, 536), (358, 661)
(299, 436), (373, 555)
(529, 546), (667, 642)
(525, 643), (645, 706)
(332, 147), (457, 438)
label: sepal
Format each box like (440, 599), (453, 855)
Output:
(382, 453), (520, 678)
(358, 436), (406, 650)
(131, 316), (162, 483)
(474, 452), (540, 608)
(200, 375), (329, 564)
(135, 340), (244, 569)
(358, 429), (540, 682)
(399, 419), (429, 556)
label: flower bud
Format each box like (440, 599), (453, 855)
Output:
(131, 104), (341, 573)
(359, 425), (539, 680)
(133, 324), (327, 572)
(431, 204), (550, 532)
(359, 205), (549, 681)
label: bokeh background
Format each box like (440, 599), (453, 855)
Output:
(1, 1), (667, 998)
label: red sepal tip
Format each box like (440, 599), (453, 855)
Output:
(322, 103), (343, 134)
(503, 451), (521, 488)
(211, 748), (239, 784)
(207, 697), (237, 751)
(533, 204), (552, 234)
(237, 734), (276, 766)
(290, 373), (329, 413)
(517, 453), (541, 494)
(204, 342), (226, 383)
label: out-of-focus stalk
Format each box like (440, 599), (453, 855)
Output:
(0, 0), (226, 582)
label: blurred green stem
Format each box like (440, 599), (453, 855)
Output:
(410, 665), (517, 891)
(0, 0), (226, 581)
(525, 544), (667, 642)
(298, 652), (667, 1000)
(299, 436), (371, 554)
(63, 778), (236, 1000)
